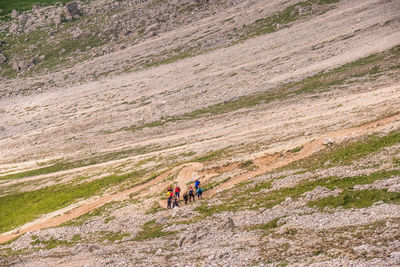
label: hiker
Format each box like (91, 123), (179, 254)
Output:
(189, 186), (195, 202)
(172, 196), (179, 208)
(167, 186), (173, 193)
(195, 179), (201, 190)
(167, 195), (172, 209)
(175, 186), (181, 199)
(183, 191), (189, 204)
(196, 187), (204, 200)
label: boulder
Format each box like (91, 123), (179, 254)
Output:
(11, 9), (19, 19)
(88, 245), (99, 252)
(66, 2), (79, 16)
(0, 54), (6, 65)
(224, 217), (235, 229)
(323, 138), (334, 146)
(18, 13), (28, 24)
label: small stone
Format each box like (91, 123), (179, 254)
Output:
(179, 236), (186, 247)
(88, 245), (99, 252)
(225, 217), (235, 229)
(11, 9), (19, 19)
(323, 138), (334, 146)
(274, 23), (285, 30)
(18, 13), (28, 24)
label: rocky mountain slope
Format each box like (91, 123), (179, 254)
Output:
(0, 0), (400, 266)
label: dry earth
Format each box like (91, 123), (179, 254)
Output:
(0, 0), (400, 266)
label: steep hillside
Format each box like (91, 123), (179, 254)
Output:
(0, 0), (400, 266)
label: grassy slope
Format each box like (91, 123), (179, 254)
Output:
(0, 170), (143, 234)
(0, 0), (70, 18)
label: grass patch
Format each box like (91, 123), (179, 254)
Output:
(30, 236), (73, 250)
(251, 217), (280, 232)
(245, 181), (272, 194)
(133, 219), (176, 241)
(0, 0), (70, 18)
(194, 149), (228, 163)
(240, 160), (256, 170)
(0, 171), (143, 233)
(291, 146), (303, 153)
(308, 189), (400, 209)
(99, 231), (130, 242)
(289, 130), (400, 171)
(146, 202), (164, 215)
(203, 177), (231, 191)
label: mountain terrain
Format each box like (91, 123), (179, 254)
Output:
(0, 0), (400, 266)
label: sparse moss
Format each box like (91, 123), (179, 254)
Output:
(251, 217), (281, 232)
(133, 219), (176, 241)
(308, 189), (400, 209)
(99, 231), (130, 242)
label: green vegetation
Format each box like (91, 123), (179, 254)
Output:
(30, 236), (74, 250)
(144, 48), (195, 69)
(291, 146), (303, 153)
(146, 202), (164, 215)
(203, 177), (231, 192)
(0, 8), (111, 78)
(29, 233), (82, 250)
(289, 130), (400, 171)
(0, 171), (143, 234)
(0, 0), (70, 18)
(236, 0), (339, 42)
(251, 217), (280, 232)
(133, 219), (176, 241)
(244, 181), (272, 194)
(63, 201), (118, 226)
(308, 189), (400, 209)
(196, 169), (400, 216)
(194, 149), (228, 163)
(240, 160), (256, 170)
(99, 231), (130, 242)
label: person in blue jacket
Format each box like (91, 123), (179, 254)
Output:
(196, 187), (203, 200)
(194, 179), (201, 190)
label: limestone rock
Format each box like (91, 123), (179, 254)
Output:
(323, 138), (334, 146)
(65, 2), (79, 19)
(11, 9), (19, 19)
(18, 13), (28, 24)
(0, 54), (6, 65)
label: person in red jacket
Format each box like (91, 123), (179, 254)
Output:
(175, 186), (181, 199)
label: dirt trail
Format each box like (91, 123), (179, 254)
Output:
(0, 113), (399, 244)
(0, 163), (194, 244)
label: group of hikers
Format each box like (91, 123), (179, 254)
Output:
(166, 179), (204, 209)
